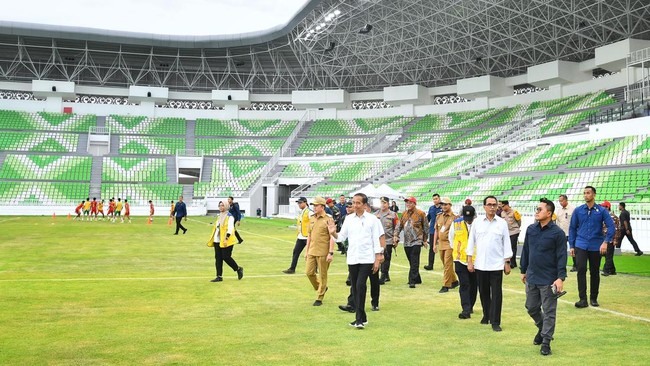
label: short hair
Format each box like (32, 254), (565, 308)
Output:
(432, 193), (440, 198)
(483, 195), (497, 205)
(619, 202), (626, 208)
(500, 200), (509, 206)
(584, 186), (596, 194)
(353, 193), (368, 204)
(539, 198), (555, 215)
(228, 196), (234, 200)
(559, 194), (568, 200)
(340, 194), (346, 198)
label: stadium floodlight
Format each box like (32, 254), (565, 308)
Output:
(320, 23), (326, 27)
(334, 9), (341, 15)
(359, 24), (373, 34)
(316, 25), (322, 31)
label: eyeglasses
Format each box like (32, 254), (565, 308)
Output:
(485, 203), (498, 207)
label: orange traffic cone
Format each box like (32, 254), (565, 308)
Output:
(67, 213), (71, 220)
(52, 212), (56, 220)
(147, 217), (152, 225)
(167, 217), (173, 226)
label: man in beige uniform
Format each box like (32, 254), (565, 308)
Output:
(433, 197), (459, 293)
(556, 194), (576, 272)
(305, 196), (336, 306)
(500, 200), (522, 268)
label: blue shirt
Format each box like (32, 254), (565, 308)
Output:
(336, 203), (347, 219)
(173, 201), (187, 218)
(568, 203), (615, 251)
(520, 221), (567, 285)
(427, 204), (442, 234)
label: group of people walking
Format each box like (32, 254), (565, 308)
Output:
(281, 185), (643, 356)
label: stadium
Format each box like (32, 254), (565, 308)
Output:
(1, 0), (649, 364)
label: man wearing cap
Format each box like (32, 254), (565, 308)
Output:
(326, 198), (340, 224)
(601, 201), (621, 276)
(305, 196), (336, 306)
(467, 195), (512, 332)
(377, 197), (398, 284)
(569, 186), (615, 308)
(329, 193), (384, 329)
(500, 200), (522, 268)
(283, 197), (312, 274)
(433, 197), (459, 293)
(520, 198), (567, 356)
(449, 205), (477, 318)
(425, 194), (442, 271)
(395, 196), (428, 288)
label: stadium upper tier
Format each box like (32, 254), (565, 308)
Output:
(0, 132), (79, 153)
(0, 154), (91, 181)
(196, 138), (284, 156)
(307, 117), (411, 135)
(0, 181), (90, 205)
(101, 183), (183, 205)
(118, 136), (186, 155)
(106, 116), (186, 135)
(280, 160), (400, 182)
(0, 110), (96, 132)
(195, 119), (297, 137)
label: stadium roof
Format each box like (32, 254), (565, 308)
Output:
(0, 0), (649, 94)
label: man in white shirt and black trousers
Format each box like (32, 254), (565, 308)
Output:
(329, 193), (384, 329)
(467, 195), (512, 332)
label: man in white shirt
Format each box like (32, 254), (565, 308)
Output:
(329, 193), (384, 329)
(556, 194), (576, 272)
(467, 195), (513, 332)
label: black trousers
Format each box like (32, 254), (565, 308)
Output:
(347, 269), (380, 308)
(455, 262), (477, 315)
(288, 238), (307, 271)
(575, 248), (602, 301)
(234, 225), (244, 243)
(509, 233), (519, 267)
(602, 242), (616, 274)
(427, 233), (436, 268)
(476, 269), (503, 325)
(380, 244), (394, 280)
(349, 263), (373, 324)
(214, 245), (239, 276)
(175, 216), (186, 234)
(404, 245), (422, 285)
(621, 231), (642, 253)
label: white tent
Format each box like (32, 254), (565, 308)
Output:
(350, 184), (378, 197)
(375, 184), (403, 199)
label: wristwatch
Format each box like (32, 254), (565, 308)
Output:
(328, 252), (334, 255)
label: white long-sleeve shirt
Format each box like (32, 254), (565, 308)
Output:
(467, 214), (512, 271)
(336, 211), (384, 265)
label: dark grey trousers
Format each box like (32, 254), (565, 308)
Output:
(525, 282), (558, 344)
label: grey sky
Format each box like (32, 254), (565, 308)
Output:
(0, 0), (310, 35)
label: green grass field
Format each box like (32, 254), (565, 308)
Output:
(1, 216), (649, 365)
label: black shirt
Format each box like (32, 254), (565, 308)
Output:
(619, 209), (631, 230)
(520, 221), (567, 286)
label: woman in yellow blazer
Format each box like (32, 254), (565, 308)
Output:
(207, 201), (244, 282)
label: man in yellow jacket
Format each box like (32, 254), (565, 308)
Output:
(449, 205), (477, 319)
(207, 201), (243, 282)
(283, 197), (311, 274)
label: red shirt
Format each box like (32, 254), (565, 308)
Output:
(90, 201), (98, 211)
(125, 202), (130, 215)
(150, 203), (154, 215)
(75, 203), (83, 212)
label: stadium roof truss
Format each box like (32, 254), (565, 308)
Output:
(0, 0), (648, 94)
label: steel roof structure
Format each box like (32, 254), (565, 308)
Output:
(0, 0), (649, 94)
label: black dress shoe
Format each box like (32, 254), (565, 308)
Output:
(458, 312), (470, 319)
(480, 317), (489, 324)
(575, 299), (588, 308)
(492, 324), (502, 332)
(601, 271), (611, 276)
(540, 343), (552, 356)
(423, 265), (433, 271)
(450, 281), (459, 289)
(183, 229), (187, 234)
(237, 267), (244, 280)
(636, 251), (643, 256)
(210, 276), (223, 282)
(409, 284), (416, 288)
(570, 267), (577, 272)
(533, 331), (543, 345)
(590, 299), (600, 307)
(439, 287), (449, 293)
(313, 300), (322, 306)
(371, 305), (380, 311)
(282, 268), (295, 274)
(339, 304), (355, 313)
(378, 278), (386, 285)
